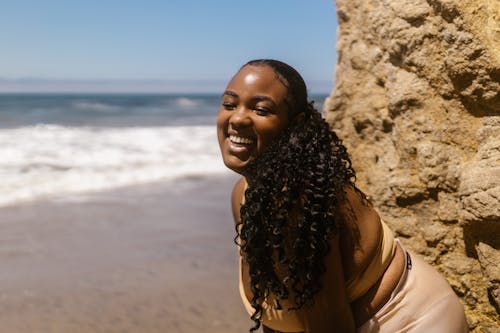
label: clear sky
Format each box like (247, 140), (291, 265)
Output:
(0, 0), (338, 93)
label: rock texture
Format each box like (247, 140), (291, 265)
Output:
(325, 0), (500, 330)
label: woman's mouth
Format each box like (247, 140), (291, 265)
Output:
(227, 135), (255, 154)
(229, 135), (255, 145)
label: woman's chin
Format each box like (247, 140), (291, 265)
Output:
(223, 155), (252, 175)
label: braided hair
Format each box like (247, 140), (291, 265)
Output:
(235, 60), (358, 331)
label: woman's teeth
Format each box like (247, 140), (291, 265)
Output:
(229, 135), (254, 144)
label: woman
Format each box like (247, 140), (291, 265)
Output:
(216, 59), (468, 333)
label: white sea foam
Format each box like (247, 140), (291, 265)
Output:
(71, 101), (121, 113)
(0, 124), (229, 207)
(174, 97), (199, 107)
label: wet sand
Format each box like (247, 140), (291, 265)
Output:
(0, 174), (250, 332)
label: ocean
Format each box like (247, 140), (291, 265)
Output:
(0, 93), (327, 207)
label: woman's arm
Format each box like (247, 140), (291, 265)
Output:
(301, 233), (356, 333)
(301, 186), (377, 333)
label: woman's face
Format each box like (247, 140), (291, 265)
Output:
(217, 65), (290, 175)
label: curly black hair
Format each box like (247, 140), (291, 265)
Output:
(235, 60), (358, 331)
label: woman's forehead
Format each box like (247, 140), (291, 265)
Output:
(228, 65), (286, 91)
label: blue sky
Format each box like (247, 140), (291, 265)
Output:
(0, 1), (338, 93)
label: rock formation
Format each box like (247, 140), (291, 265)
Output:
(324, 0), (499, 330)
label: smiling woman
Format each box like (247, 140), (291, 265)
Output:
(217, 64), (290, 175)
(217, 59), (468, 333)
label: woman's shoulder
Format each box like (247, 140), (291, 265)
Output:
(336, 186), (383, 278)
(337, 185), (380, 237)
(230, 177), (246, 224)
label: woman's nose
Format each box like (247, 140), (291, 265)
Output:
(229, 107), (252, 128)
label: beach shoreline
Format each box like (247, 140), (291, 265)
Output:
(0, 174), (250, 333)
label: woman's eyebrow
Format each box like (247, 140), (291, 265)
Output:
(222, 91), (276, 105)
(222, 90), (238, 98)
(251, 95), (276, 105)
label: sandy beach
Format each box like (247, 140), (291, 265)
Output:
(0, 174), (250, 333)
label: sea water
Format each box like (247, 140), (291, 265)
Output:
(0, 93), (326, 207)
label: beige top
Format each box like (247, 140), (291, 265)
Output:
(345, 219), (396, 302)
(238, 214), (396, 332)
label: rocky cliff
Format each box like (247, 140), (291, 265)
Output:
(324, 0), (499, 331)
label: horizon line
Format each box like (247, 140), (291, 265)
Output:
(0, 78), (334, 94)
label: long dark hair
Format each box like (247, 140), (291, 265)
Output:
(235, 59), (357, 331)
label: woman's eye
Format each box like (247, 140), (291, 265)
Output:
(254, 108), (270, 116)
(222, 102), (235, 110)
